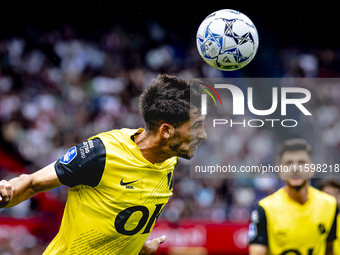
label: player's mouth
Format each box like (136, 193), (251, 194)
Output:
(291, 174), (309, 181)
(291, 176), (302, 179)
(190, 145), (198, 150)
(191, 141), (201, 149)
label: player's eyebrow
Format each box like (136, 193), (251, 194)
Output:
(192, 107), (202, 115)
(196, 109), (202, 115)
(283, 160), (293, 164)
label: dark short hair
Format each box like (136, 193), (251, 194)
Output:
(318, 179), (340, 191)
(279, 138), (311, 157)
(139, 74), (202, 133)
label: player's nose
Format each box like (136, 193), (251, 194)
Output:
(198, 127), (207, 141)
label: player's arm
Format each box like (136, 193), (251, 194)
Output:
(249, 244), (267, 255)
(1, 137), (106, 209)
(0, 162), (62, 208)
(325, 242), (333, 255)
(139, 236), (166, 255)
(248, 204), (268, 255)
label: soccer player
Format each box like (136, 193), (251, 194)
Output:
(319, 180), (340, 255)
(0, 74), (207, 255)
(249, 138), (337, 255)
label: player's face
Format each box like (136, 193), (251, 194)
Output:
(280, 150), (312, 188)
(168, 108), (207, 159)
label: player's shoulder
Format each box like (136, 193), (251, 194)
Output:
(258, 187), (285, 209)
(309, 186), (337, 205)
(91, 128), (144, 144)
(163, 156), (177, 168)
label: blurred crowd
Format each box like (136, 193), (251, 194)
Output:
(1, 18), (340, 253)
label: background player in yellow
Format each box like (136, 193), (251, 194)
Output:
(249, 138), (337, 255)
(319, 180), (340, 255)
(0, 74), (207, 255)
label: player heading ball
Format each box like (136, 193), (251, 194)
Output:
(0, 74), (207, 255)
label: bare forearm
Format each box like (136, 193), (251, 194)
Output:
(138, 243), (148, 255)
(0, 162), (62, 209)
(138, 236), (166, 255)
(249, 244), (267, 255)
(1, 174), (35, 208)
(326, 242), (333, 255)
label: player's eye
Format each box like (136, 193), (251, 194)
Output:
(192, 122), (201, 129)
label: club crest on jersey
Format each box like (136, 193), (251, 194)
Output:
(60, 146), (77, 165)
(318, 223), (326, 234)
(248, 223), (257, 241)
(250, 210), (259, 223)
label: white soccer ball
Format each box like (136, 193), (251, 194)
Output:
(196, 9), (259, 71)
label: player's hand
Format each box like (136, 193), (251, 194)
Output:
(0, 180), (13, 208)
(138, 235), (166, 255)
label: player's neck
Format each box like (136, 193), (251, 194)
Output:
(284, 183), (309, 205)
(134, 131), (173, 164)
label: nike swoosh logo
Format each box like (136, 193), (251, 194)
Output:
(120, 179), (139, 186)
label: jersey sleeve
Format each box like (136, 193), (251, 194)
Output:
(248, 204), (268, 246)
(326, 206), (338, 242)
(55, 138), (106, 188)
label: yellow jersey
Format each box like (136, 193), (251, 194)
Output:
(334, 214), (340, 255)
(43, 128), (177, 255)
(249, 187), (337, 255)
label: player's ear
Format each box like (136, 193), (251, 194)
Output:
(159, 123), (172, 139)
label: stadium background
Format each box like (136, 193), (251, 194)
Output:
(1, 2), (340, 254)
